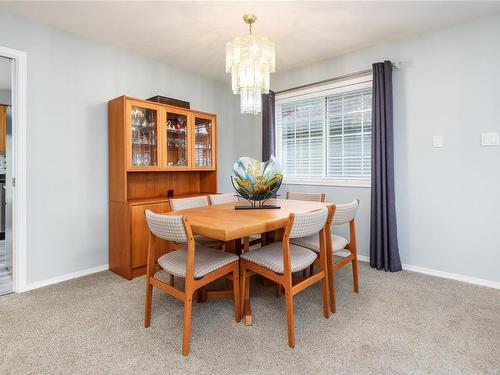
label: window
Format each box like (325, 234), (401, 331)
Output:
(275, 75), (372, 187)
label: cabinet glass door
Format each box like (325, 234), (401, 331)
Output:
(193, 116), (215, 169)
(130, 104), (158, 168)
(165, 111), (189, 168)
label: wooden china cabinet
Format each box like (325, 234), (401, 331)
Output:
(108, 96), (217, 279)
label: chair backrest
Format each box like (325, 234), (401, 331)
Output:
(332, 200), (359, 225)
(209, 193), (238, 205)
(170, 195), (209, 211)
(145, 210), (188, 243)
(286, 191), (325, 202)
(289, 207), (329, 239)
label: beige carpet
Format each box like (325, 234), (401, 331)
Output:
(0, 261), (499, 374)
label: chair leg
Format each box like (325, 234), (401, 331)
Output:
(240, 261), (247, 319)
(169, 274), (174, 287)
(352, 256), (359, 294)
(321, 273), (330, 319)
(284, 288), (295, 348)
(326, 252), (336, 313)
(309, 264), (314, 276)
(182, 291), (194, 357)
(276, 284), (282, 298)
(327, 264), (336, 314)
(232, 262), (241, 322)
(318, 247), (329, 319)
(144, 278), (153, 328)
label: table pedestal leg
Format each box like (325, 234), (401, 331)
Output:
(202, 240), (245, 304)
(241, 236), (253, 326)
(196, 238), (254, 326)
(197, 288), (205, 303)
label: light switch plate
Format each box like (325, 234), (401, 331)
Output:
(432, 135), (443, 148)
(481, 132), (499, 146)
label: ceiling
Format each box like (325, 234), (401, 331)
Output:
(1, 1), (500, 82)
(0, 57), (11, 91)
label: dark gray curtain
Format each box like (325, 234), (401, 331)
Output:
(262, 90), (275, 161)
(370, 61), (402, 272)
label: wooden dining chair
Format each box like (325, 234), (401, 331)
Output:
(170, 195), (210, 210)
(286, 191), (326, 202)
(290, 200), (359, 313)
(170, 195), (223, 250)
(240, 206), (331, 348)
(169, 195), (221, 293)
(208, 193), (238, 205)
(285, 191), (325, 279)
(144, 210), (240, 356)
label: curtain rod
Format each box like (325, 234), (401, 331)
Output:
(274, 62), (400, 95)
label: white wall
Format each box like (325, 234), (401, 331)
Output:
(0, 13), (253, 285)
(270, 14), (500, 283)
(0, 89), (10, 105)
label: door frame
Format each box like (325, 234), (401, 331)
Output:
(0, 46), (27, 293)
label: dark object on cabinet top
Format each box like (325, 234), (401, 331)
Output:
(147, 96), (190, 109)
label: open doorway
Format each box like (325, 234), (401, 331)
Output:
(0, 57), (12, 295)
(0, 45), (26, 294)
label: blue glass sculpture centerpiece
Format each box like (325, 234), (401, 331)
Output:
(231, 156), (283, 209)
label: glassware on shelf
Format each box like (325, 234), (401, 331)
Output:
(194, 117), (213, 167)
(165, 112), (188, 167)
(150, 130), (156, 145)
(132, 150), (154, 166)
(130, 106), (158, 167)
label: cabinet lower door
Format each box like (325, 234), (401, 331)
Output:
(131, 202), (171, 269)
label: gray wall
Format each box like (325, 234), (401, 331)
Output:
(270, 14), (500, 282)
(0, 89), (10, 105)
(0, 13), (254, 284)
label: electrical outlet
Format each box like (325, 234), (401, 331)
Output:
(481, 132), (499, 146)
(432, 135), (443, 148)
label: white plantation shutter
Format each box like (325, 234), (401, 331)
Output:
(275, 76), (372, 184)
(277, 97), (325, 179)
(327, 87), (372, 178)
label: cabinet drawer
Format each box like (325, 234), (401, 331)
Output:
(131, 202), (170, 268)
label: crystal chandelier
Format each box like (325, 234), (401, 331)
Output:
(226, 14), (275, 115)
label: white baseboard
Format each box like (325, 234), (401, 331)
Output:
(399, 263), (500, 290)
(336, 250), (370, 262)
(336, 251), (500, 290)
(20, 252), (500, 292)
(25, 264), (109, 292)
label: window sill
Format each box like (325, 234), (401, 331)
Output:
(282, 179), (371, 188)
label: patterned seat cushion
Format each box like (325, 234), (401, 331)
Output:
(157, 245), (238, 279)
(290, 234), (349, 253)
(240, 242), (317, 274)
